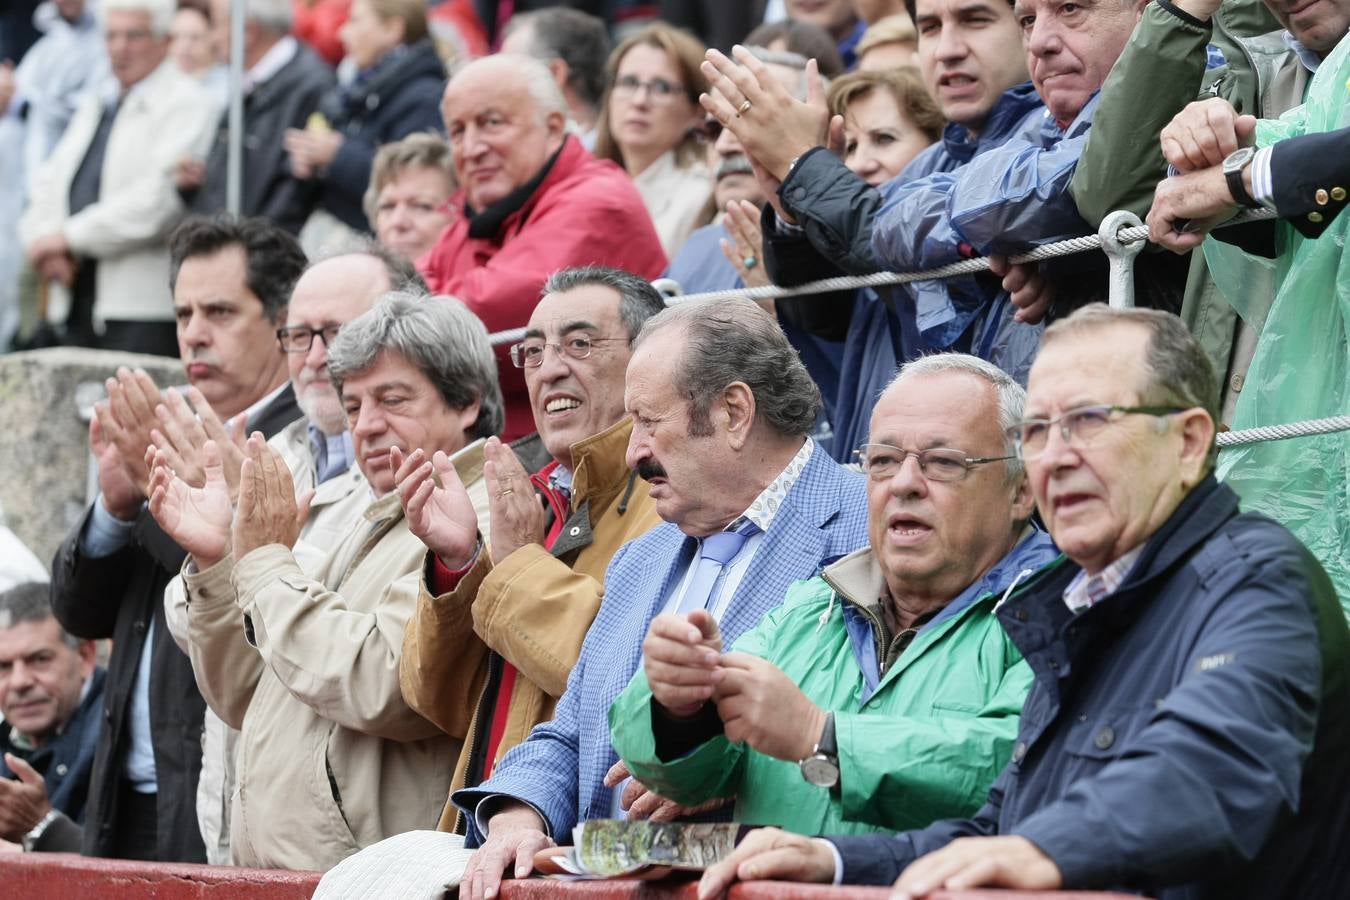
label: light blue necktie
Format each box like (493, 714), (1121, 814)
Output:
(675, 520), (761, 617)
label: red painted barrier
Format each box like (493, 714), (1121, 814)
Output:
(0, 852), (322, 899)
(0, 853), (1144, 900)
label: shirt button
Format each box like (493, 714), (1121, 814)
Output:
(56, 764), (68, 776)
(1230, 373), (1245, 393)
(1332, 187), (1347, 201)
(1094, 726), (1115, 750)
(569, 526), (581, 537)
(1011, 741), (1026, 762)
(1315, 188), (1330, 206)
(1309, 211), (1324, 224)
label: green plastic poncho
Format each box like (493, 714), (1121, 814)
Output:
(1208, 31), (1350, 618)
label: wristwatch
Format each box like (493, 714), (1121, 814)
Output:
(799, 712), (840, 788)
(1222, 146), (1261, 209)
(23, 809), (60, 852)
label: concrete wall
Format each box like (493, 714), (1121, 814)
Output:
(0, 347), (185, 570)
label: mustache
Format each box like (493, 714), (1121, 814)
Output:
(636, 459), (667, 482)
(715, 155), (754, 180)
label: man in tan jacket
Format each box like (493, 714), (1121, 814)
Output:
(397, 266), (665, 831)
(146, 291), (501, 871)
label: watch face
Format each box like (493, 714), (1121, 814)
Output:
(801, 755), (840, 788)
(1224, 146), (1255, 172)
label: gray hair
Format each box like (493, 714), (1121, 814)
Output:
(745, 46), (817, 101)
(309, 237), (429, 295)
(0, 583), (80, 649)
(541, 266), (666, 343)
(450, 55), (569, 123)
(244, 0), (294, 34)
(634, 297), (820, 438)
(1043, 304), (1220, 467)
(886, 353), (1026, 478)
(504, 8), (611, 114)
(101, 0), (175, 35)
(327, 291), (504, 440)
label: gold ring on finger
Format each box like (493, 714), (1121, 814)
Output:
(737, 99), (753, 116)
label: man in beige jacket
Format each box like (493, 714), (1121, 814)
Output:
(146, 291), (500, 871)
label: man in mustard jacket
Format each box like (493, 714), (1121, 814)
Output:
(398, 266), (665, 831)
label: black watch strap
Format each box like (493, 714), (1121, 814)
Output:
(817, 712), (838, 757)
(1225, 148), (1260, 209)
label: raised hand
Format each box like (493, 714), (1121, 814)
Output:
(147, 440), (233, 568)
(89, 407), (143, 521)
(392, 445), (480, 568)
(150, 385), (248, 500)
(483, 437), (546, 565)
(103, 367), (167, 496)
(232, 434), (312, 562)
(643, 609), (724, 717)
(701, 48), (831, 181)
(721, 199), (771, 292)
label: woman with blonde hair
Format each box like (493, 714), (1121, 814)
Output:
(593, 23), (711, 256)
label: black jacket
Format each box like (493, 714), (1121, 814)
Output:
(187, 42), (335, 234)
(1269, 125), (1350, 238)
(0, 667), (107, 852)
(830, 477), (1350, 899)
(49, 386), (301, 862)
(312, 39), (446, 231)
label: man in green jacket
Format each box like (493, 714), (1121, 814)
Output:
(608, 353), (1059, 837)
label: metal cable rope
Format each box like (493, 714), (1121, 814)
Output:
(1217, 416), (1350, 447)
(485, 207), (1278, 347)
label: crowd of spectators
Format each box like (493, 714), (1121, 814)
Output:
(0, 1), (1347, 899)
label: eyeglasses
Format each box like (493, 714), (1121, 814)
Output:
(612, 74), (686, 102)
(855, 443), (1014, 483)
(276, 324), (343, 353)
(1005, 404), (1187, 460)
(509, 335), (628, 369)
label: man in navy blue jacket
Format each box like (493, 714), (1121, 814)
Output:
(0, 582), (105, 853)
(697, 304), (1350, 900)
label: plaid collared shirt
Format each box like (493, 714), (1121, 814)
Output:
(1063, 545), (1144, 613)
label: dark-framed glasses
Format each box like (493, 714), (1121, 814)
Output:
(276, 324), (343, 353)
(612, 74), (685, 102)
(508, 335), (628, 369)
(855, 443), (1015, 483)
(1005, 404), (1188, 460)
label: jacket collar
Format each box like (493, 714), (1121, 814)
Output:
(942, 81), (1043, 164)
(463, 136), (579, 240)
(824, 528), (1060, 628)
(569, 417), (637, 503)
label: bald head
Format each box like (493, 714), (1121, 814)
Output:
(286, 254), (394, 434)
(442, 55), (570, 211)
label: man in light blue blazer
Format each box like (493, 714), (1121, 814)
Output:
(453, 296), (870, 900)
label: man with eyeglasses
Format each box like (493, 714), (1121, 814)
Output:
(608, 351), (1055, 843)
(698, 304), (1350, 900)
(420, 54), (667, 441)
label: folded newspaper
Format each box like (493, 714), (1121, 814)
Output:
(534, 820), (745, 879)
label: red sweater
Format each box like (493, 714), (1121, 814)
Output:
(419, 137), (667, 440)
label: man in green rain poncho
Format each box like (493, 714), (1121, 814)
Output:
(1146, 29), (1350, 616)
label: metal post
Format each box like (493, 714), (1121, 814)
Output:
(1097, 210), (1145, 309)
(225, 0), (245, 215)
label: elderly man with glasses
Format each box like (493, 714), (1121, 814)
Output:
(609, 352), (1057, 842)
(698, 304), (1350, 900)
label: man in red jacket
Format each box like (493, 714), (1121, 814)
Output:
(420, 54), (667, 441)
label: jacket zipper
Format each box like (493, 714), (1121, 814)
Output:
(453, 651), (504, 834)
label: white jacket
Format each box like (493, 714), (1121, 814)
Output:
(19, 60), (217, 326)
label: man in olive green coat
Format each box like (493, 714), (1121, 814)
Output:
(609, 353), (1058, 837)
